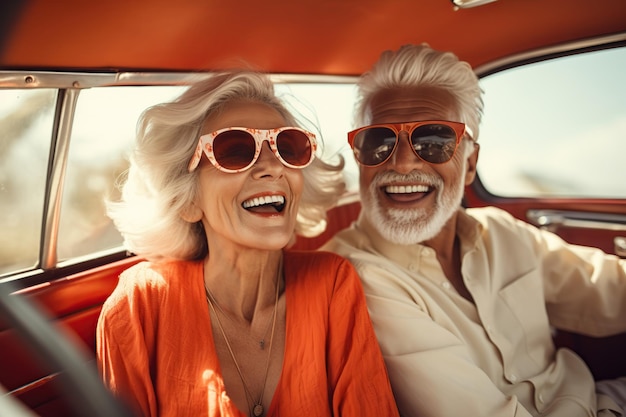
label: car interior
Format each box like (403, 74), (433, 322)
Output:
(1, 0), (625, 415)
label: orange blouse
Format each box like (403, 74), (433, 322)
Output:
(97, 250), (399, 417)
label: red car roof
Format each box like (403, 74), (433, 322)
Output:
(2, 0), (625, 74)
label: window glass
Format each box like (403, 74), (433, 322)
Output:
(0, 80), (359, 276)
(0, 89), (56, 276)
(477, 47), (626, 198)
(57, 86), (186, 262)
(57, 83), (359, 263)
(276, 83), (359, 192)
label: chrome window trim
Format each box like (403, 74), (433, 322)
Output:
(474, 32), (626, 77)
(0, 71), (357, 89)
(40, 88), (79, 270)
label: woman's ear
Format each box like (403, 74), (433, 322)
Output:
(180, 202), (203, 223)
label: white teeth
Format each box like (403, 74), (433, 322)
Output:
(385, 184), (429, 194)
(242, 195), (286, 208)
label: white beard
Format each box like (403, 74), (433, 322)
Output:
(361, 168), (465, 245)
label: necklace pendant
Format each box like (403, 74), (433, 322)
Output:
(253, 403), (263, 416)
(259, 339), (265, 350)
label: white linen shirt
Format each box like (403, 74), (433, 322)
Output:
(322, 206), (626, 417)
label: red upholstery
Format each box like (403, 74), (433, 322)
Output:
(292, 200), (361, 251)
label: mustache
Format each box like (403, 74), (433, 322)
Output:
(370, 170), (443, 189)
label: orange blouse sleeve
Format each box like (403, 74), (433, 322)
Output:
(97, 264), (160, 417)
(325, 255), (400, 416)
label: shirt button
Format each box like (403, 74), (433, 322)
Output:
(408, 263), (417, 271)
(509, 374), (518, 383)
(442, 282), (451, 290)
(539, 393), (545, 403)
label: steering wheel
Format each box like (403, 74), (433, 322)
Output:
(0, 281), (134, 417)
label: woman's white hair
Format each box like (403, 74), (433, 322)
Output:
(355, 43), (484, 149)
(107, 70), (345, 261)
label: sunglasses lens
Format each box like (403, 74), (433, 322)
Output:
(353, 127), (397, 166)
(276, 129), (313, 167)
(411, 124), (458, 163)
(212, 130), (256, 170)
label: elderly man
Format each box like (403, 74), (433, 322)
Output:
(322, 44), (626, 416)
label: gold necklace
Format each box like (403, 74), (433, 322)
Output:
(205, 267), (281, 417)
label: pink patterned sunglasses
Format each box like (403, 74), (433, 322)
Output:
(188, 126), (317, 173)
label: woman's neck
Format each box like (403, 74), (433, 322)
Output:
(203, 248), (283, 323)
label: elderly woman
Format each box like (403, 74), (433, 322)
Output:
(96, 70), (398, 417)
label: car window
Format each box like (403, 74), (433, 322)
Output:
(6, 49), (623, 278)
(0, 89), (56, 275)
(477, 46), (626, 199)
(56, 86), (186, 263)
(56, 83), (358, 264)
(1, 80), (358, 278)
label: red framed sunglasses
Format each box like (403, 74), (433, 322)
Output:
(348, 120), (473, 166)
(188, 126), (317, 173)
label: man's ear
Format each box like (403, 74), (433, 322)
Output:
(464, 142), (480, 186)
(180, 202), (203, 223)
